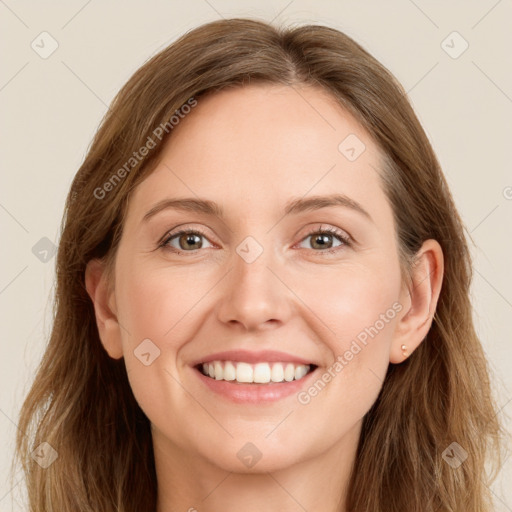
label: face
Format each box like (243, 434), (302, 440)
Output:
(101, 84), (409, 473)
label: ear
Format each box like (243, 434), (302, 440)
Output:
(390, 239), (444, 364)
(85, 258), (124, 359)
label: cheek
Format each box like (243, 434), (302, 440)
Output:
(292, 260), (401, 406)
(114, 263), (209, 447)
(114, 262), (218, 411)
(291, 273), (400, 448)
(116, 262), (214, 343)
(299, 261), (401, 349)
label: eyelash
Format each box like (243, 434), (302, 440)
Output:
(158, 225), (352, 256)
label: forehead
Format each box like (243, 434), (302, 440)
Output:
(125, 83), (390, 227)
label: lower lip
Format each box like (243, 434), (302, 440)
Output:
(193, 366), (318, 404)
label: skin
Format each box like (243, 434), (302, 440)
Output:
(86, 84), (443, 512)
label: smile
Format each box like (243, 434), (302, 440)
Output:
(198, 361), (316, 383)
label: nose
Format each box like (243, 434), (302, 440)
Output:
(216, 242), (293, 332)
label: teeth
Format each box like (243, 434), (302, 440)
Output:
(295, 365), (308, 380)
(271, 363), (284, 382)
(236, 362), (253, 383)
(224, 361), (236, 381)
(214, 361), (223, 380)
(253, 363), (271, 383)
(199, 361), (312, 383)
(284, 363), (295, 382)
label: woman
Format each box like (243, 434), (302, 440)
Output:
(13, 17), (503, 511)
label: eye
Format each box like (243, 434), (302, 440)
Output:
(297, 225), (351, 254)
(158, 224), (351, 256)
(159, 228), (214, 254)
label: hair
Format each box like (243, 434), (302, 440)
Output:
(12, 17), (504, 512)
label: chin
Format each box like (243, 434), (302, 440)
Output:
(194, 436), (312, 474)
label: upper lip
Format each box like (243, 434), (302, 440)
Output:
(191, 350), (317, 367)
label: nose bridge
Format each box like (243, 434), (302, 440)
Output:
(216, 233), (291, 329)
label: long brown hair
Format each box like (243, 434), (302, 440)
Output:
(12, 17), (503, 511)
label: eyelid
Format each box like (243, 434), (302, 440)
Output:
(301, 223), (351, 241)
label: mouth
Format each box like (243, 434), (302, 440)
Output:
(190, 350), (320, 403)
(195, 360), (318, 384)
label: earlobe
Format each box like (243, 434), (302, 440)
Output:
(84, 258), (124, 360)
(390, 239), (444, 364)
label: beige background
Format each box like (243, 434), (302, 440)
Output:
(1, 0), (511, 510)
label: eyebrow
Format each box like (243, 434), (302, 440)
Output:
(141, 193), (373, 224)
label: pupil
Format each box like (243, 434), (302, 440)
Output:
(181, 233), (201, 249)
(313, 234), (332, 249)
